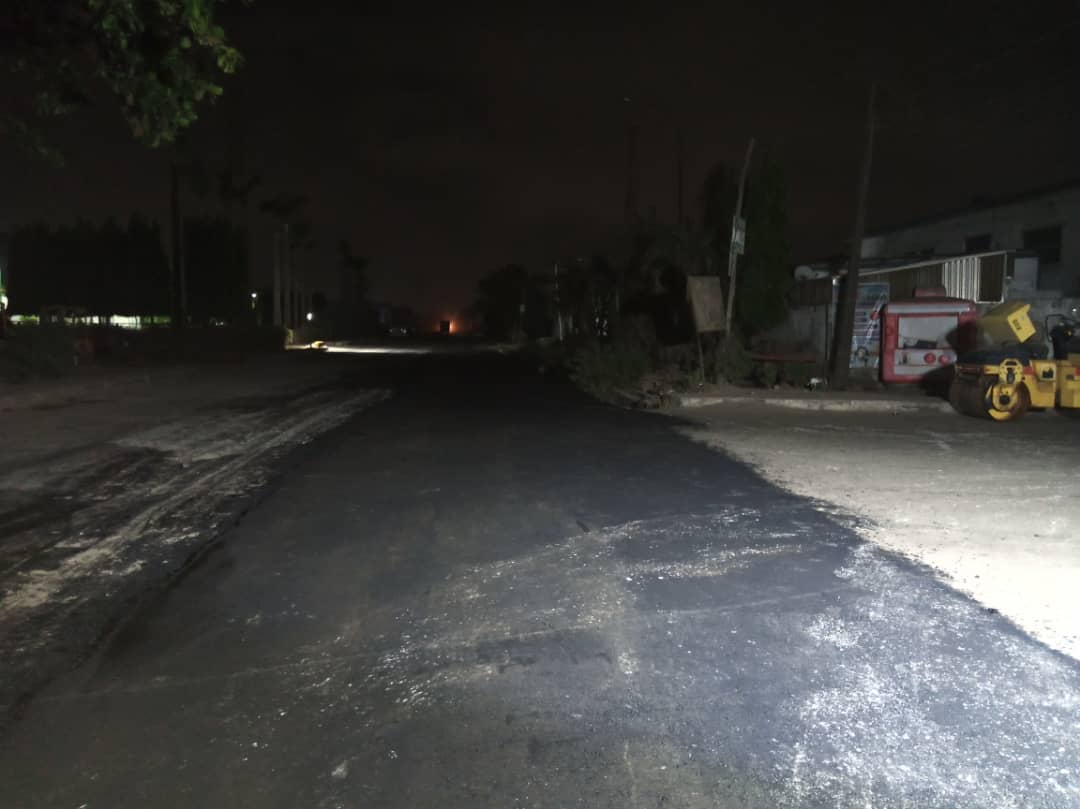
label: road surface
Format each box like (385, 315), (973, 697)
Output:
(2, 352), (1078, 808)
(678, 402), (1080, 660)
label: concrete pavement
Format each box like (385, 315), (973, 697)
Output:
(1, 353), (1078, 808)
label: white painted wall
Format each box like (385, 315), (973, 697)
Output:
(861, 187), (1080, 294)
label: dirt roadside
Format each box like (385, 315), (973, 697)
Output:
(0, 353), (388, 725)
(674, 402), (1080, 662)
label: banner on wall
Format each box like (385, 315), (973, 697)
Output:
(851, 282), (889, 369)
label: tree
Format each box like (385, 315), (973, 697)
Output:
(184, 215), (248, 323)
(700, 163), (737, 253)
(694, 155), (792, 336)
(339, 240), (368, 303)
(6, 215), (169, 316)
(473, 265), (550, 341)
(335, 240), (369, 338)
(1, 0), (246, 160)
(559, 256), (618, 338)
(735, 153), (791, 336)
(637, 221), (721, 341)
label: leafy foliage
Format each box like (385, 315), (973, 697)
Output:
(473, 264), (550, 341)
(639, 222), (720, 292)
(700, 163), (737, 254)
(2, 0), (247, 158)
(695, 156), (792, 336)
(568, 316), (656, 401)
(183, 215), (249, 323)
(557, 256), (618, 338)
(710, 333), (754, 384)
(736, 153), (792, 335)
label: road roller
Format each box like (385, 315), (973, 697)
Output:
(949, 301), (1080, 421)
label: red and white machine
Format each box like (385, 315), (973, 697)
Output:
(881, 298), (978, 384)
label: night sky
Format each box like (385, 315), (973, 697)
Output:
(3, 0), (1079, 318)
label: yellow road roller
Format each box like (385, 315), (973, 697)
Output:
(950, 301), (1080, 421)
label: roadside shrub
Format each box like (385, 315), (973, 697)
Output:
(656, 342), (700, 390)
(711, 333), (753, 384)
(782, 362), (816, 389)
(756, 361), (779, 388)
(0, 324), (78, 381)
(568, 315), (656, 401)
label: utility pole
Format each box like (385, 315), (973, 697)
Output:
(676, 130), (685, 226)
(272, 229), (282, 328)
(624, 120), (639, 235)
(553, 263), (564, 341)
(283, 222), (292, 331)
(724, 137), (755, 333)
(829, 81), (877, 387)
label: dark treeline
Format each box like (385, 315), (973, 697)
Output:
(7, 215), (249, 323)
(184, 216), (249, 324)
(8, 216), (170, 317)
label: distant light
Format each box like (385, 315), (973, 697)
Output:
(306, 312), (314, 322)
(251, 291), (258, 299)
(326, 346), (432, 355)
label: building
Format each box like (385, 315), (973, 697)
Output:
(775, 181), (1080, 375)
(861, 180), (1080, 295)
(785, 249), (1030, 373)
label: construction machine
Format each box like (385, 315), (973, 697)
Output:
(949, 301), (1080, 421)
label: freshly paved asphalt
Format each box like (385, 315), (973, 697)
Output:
(2, 352), (1079, 808)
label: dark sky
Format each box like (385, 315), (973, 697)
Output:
(3, 0), (1080, 317)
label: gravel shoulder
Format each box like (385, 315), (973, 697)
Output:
(675, 402), (1080, 661)
(0, 353), (388, 724)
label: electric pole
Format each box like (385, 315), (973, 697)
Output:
(283, 222), (292, 331)
(724, 137), (755, 332)
(676, 130), (685, 226)
(272, 229), (282, 328)
(624, 120), (639, 235)
(829, 81), (877, 387)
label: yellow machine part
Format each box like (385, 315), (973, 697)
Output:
(979, 301), (1037, 344)
(1028, 360), (1058, 409)
(1058, 357), (1080, 410)
(949, 360), (1031, 421)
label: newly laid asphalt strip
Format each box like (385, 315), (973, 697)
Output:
(2, 353), (1077, 808)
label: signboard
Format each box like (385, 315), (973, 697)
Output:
(851, 281), (889, 368)
(686, 275), (726, 334)
(731, 216), (747, 256)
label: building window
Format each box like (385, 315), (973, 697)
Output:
(965, 233), (991, 253)
(1023, 225), (1062, 265)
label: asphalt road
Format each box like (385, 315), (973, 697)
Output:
(2, 353), (1079, 808)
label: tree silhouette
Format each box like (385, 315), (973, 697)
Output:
(737, 152), (792, 335)
(7, 216), (170, 317)
(2, 0), (246, 161)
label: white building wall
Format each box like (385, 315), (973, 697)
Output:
(861, 187), (1080, 295)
